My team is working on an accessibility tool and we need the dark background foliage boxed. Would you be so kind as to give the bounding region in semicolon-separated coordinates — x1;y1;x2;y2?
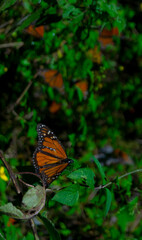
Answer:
0;0;142;239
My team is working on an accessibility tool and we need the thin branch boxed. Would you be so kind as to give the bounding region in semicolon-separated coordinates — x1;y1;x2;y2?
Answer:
0;152;44;239
0;42;24;48
30;219;40;240
0;151;21;194
8;80;32;113
16;172;46;189
14;80;32;107
18;178;35;188
0;232;6;240
95;168;142;190
88;168;142;201
11;109;27;122
0;20;13;29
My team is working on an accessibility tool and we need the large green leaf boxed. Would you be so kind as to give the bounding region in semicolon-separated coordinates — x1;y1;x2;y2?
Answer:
52;184;79;206
68;168;95;188
22;185;45;210
0;203;23;219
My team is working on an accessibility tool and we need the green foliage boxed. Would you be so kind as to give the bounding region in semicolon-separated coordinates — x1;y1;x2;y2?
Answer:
52;184;79;206
104;188;112;217
0;185;45;219
93;156;106;184
22;185;45;210
0;0;17;12
68;168;95;188
0;203;24;219
0;0;142;239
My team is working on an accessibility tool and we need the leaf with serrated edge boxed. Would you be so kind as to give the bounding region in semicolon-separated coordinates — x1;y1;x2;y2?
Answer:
52;184;79;206
0;203;23;218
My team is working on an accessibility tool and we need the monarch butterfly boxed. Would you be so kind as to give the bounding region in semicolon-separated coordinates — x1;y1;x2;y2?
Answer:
75;81;88;96
25;25;44;38
49;101;61;114
99;27;119;47
38;69;64;93
33;124;73;187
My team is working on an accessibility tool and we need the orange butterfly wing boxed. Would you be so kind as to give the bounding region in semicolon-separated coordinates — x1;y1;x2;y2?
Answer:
33;124;73;186
49;101;61;114
25;25;44;38
38;70;64;92
99;27;119;47
75;81;88;98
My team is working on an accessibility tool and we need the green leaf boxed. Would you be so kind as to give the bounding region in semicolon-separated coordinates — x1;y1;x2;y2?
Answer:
52;184;79;206
0;64;5;76
76;88;84;102
0;203;23;218
47;86;54;100
92;156;106;184
0;0;16;12
39;214;61;240
68;168;95;188
0;134;9;143
68;0;77;3
88;94;97;112
22;185;45;210
68;133;76;147
15;8;43;32
57;0;67;7
62;4;81;19
27;121;37;139
104;188;112;217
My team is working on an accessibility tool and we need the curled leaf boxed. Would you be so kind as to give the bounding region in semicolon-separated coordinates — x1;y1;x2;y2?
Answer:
22;185;45;210
0;203;23;219
0;185;46;220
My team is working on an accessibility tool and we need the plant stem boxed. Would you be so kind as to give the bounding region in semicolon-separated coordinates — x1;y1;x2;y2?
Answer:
0;151;21;194
30;219;40;240
0;42;23;48
95;168;142;190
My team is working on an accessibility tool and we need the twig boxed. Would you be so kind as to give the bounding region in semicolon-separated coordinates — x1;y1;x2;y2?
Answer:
30;219;40;240
0;151;21;194
14;80;32;107
0;42;24;48
8;80;32;113
16;171;46;188
0;232;6;240
11;109;27;123
0;152;44;239
0;20;13;29
88;168;142;201
18;178;35;188
95;168;142;190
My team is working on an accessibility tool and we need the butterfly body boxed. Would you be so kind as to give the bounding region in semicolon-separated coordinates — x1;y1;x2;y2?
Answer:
33;124;73;187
